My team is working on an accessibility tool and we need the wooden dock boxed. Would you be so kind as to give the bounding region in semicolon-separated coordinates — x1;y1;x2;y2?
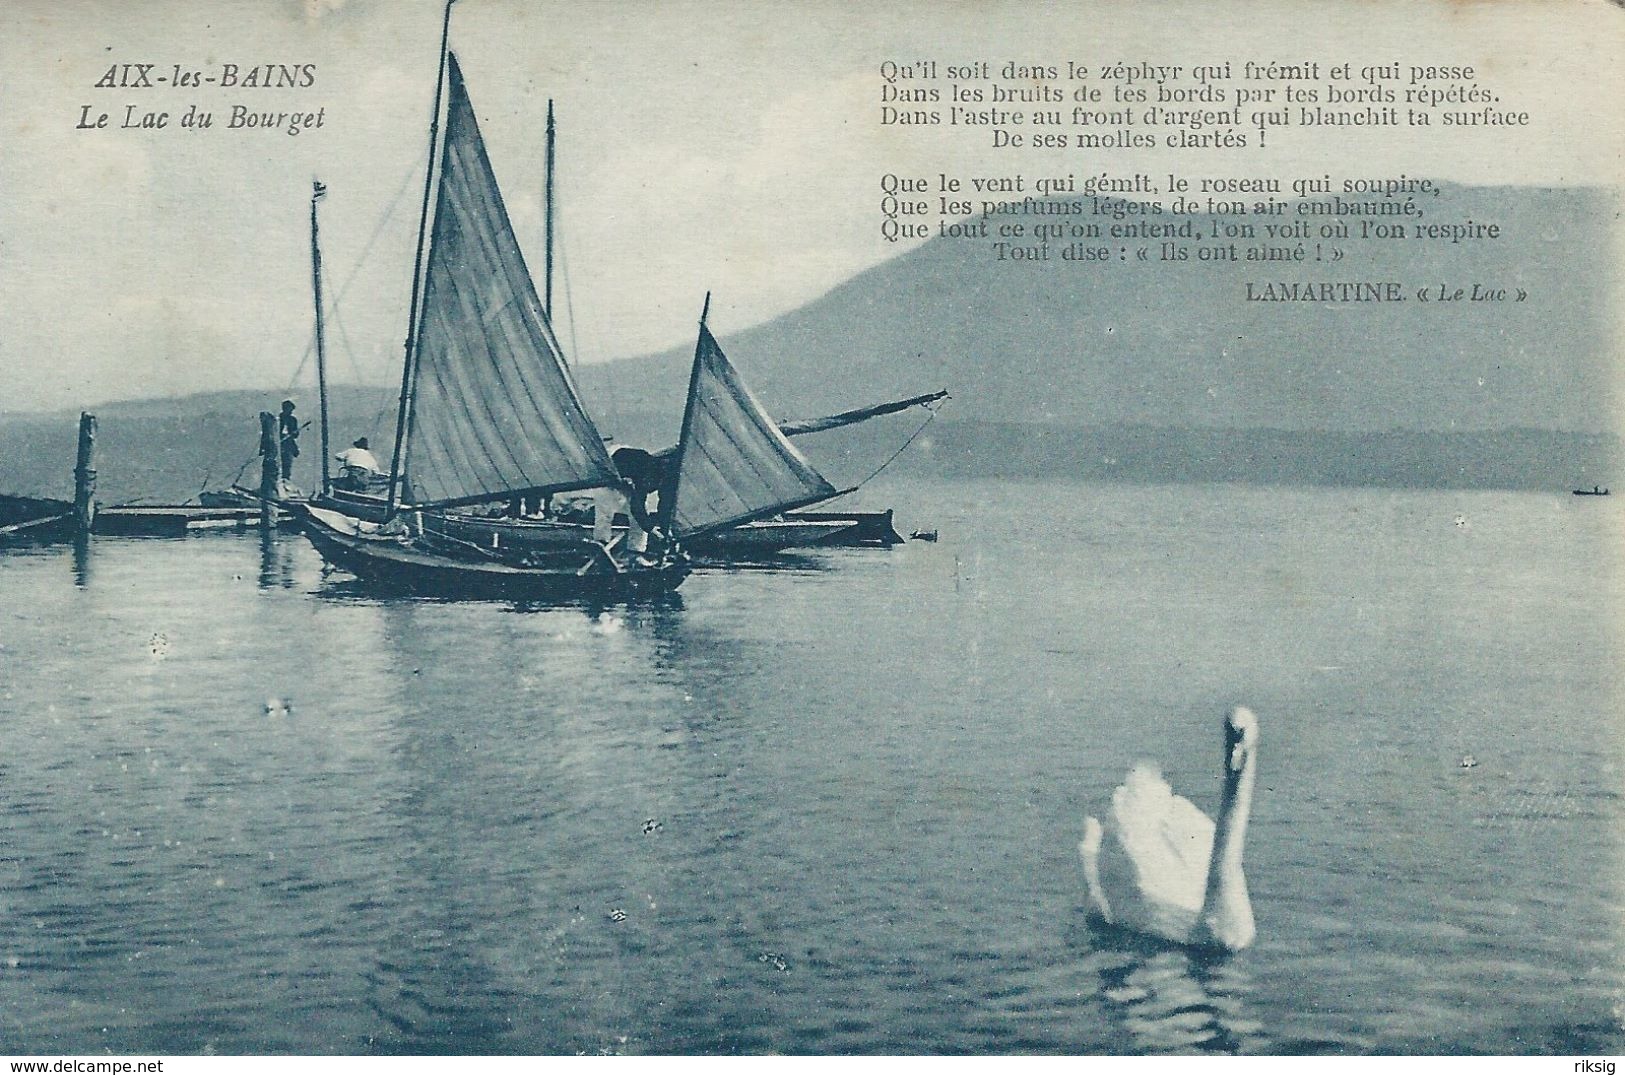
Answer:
0;411;299;542
91;505;294;536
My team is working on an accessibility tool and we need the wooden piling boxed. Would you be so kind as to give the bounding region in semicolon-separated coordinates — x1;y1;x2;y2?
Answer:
73;412;97;537
259;411;278;528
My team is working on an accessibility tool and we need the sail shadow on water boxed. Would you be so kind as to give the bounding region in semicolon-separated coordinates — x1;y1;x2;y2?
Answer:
360;926;529;1053
506;589;686;619
355;605;566;1052
310;565;688;615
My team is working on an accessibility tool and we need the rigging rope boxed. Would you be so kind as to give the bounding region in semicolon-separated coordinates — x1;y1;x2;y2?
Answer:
558;205;580;369
284;155;421;392
555;209;625;436
219;156;424;487
324;304;398;438
822;394;948;503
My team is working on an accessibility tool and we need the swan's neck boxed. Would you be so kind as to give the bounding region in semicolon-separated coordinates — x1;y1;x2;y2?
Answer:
1196;744;1256;949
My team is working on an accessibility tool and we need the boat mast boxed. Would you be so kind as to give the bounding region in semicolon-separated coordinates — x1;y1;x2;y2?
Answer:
544;99;555;319
310;179;332;497
659;292;710;537
386;0;456;518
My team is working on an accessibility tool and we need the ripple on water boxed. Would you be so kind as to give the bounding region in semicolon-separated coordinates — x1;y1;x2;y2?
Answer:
0;490;1620;1053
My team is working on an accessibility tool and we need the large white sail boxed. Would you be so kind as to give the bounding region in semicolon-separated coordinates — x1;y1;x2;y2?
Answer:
402;54;619;509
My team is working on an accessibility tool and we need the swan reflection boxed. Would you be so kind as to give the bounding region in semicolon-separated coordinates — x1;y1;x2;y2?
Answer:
1095;946;1268;1054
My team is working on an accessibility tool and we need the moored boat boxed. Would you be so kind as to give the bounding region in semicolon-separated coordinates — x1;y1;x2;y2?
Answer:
301;18;683;597
660;295;849;552
304;505;683;599
0;494;74;544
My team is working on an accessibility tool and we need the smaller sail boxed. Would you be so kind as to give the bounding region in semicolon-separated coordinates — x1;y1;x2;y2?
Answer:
665;323;837;539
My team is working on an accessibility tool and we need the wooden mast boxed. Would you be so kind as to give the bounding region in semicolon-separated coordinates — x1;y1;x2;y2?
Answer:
310;180;332;497
659;292;710;538
544;99;556;319
385;0;456;519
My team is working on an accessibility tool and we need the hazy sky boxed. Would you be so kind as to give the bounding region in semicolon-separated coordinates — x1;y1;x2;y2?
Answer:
1;0;1621;412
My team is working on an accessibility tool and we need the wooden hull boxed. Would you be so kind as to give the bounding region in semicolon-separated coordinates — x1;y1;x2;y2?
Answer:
273;486;908;556
691;517;857;552
316;488;392;521
422;510;587;551
301;506;686;600
431;507;905;554
706;510;905;550
793;509;906;547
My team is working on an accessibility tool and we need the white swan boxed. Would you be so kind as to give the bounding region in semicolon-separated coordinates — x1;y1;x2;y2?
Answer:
1080;706;1259;952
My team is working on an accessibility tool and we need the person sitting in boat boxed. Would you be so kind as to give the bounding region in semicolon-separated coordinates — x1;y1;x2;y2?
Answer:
334;437;384;491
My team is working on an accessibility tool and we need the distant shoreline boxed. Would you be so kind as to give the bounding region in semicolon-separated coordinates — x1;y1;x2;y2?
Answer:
0;399;1614;502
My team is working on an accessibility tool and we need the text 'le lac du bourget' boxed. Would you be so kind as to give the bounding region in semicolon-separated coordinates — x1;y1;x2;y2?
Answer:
77;62;323;136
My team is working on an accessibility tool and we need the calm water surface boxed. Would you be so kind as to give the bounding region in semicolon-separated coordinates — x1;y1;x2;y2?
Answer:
1;479;1621;1054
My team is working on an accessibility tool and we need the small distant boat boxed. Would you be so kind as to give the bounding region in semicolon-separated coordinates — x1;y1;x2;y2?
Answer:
1572;486;1610;496
197;486;302;526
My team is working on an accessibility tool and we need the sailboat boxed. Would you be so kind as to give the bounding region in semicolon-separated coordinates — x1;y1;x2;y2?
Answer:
660;296;847;548
420;383;946;557
418;311;946;558
300;19;685;598
405;97;944;556
652;385;945;554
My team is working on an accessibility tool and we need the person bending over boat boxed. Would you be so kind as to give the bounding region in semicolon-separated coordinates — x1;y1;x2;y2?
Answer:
593;444;664;565
334;437;383;491
591;481;647;562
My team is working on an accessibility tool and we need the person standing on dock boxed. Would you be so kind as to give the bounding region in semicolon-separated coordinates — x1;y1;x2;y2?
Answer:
277;400;301;482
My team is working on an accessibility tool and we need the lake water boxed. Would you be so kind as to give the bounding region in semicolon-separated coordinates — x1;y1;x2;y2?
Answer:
1;478;1621;1055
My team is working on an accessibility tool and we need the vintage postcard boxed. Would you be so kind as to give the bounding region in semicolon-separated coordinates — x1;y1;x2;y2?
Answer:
0;0;1620;1061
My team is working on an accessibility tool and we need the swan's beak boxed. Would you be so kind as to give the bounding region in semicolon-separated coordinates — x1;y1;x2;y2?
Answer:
1225;706;1259;772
